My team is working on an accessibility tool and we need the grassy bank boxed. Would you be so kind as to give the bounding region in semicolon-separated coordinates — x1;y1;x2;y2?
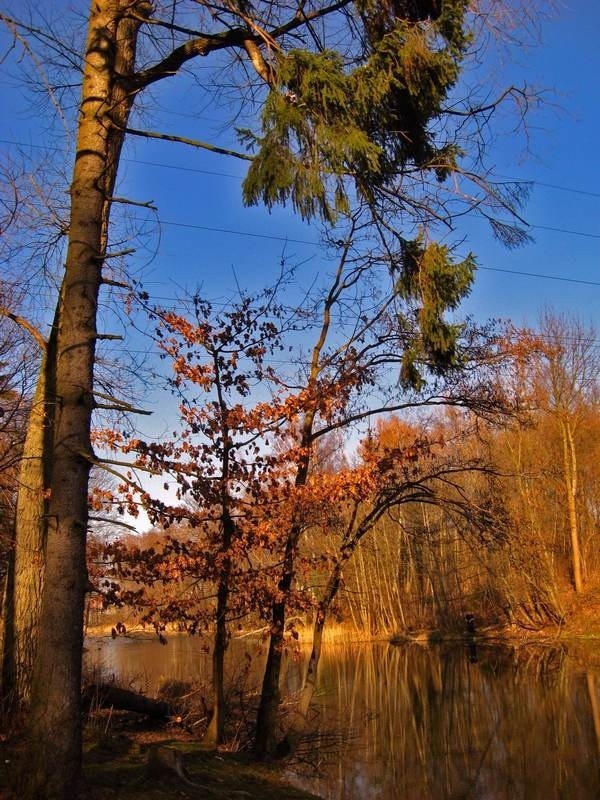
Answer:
84;733;320;800
1;720;320;800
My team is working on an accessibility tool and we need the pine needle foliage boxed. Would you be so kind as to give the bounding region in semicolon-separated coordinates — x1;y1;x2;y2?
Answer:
241;0;471;223
394;237;476;386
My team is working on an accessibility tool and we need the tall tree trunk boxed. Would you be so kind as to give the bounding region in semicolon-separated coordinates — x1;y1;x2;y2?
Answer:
254;442;312;759
254;253;346;759
254;492;306;759
204;514;234;747
254;594;288;758
277;560;343;757
561;418;583;593
204;587;228;747
1;336;55;706
20;3;146;797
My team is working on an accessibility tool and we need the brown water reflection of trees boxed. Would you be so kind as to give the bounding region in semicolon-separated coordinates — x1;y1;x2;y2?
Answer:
90;637;600;798
291;643;600;800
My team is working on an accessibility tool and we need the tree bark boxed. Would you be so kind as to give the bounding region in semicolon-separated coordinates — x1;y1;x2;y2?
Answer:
1;361;48;706
254;594;287;758
20;3;146;797
203;513;234;747
2;315;57;707
254;485;308;758
277;562;343;757
561;418;583;593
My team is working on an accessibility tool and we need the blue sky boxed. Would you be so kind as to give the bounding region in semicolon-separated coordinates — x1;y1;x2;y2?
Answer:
119;3;600;330
2;1;597;529
1;2;599;361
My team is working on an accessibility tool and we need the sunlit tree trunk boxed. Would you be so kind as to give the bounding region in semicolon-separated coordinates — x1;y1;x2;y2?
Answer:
539;311;595;597
254;536;296;758
21;3;146;797
560;417;583;593
1;340;54;706
254;328;328;756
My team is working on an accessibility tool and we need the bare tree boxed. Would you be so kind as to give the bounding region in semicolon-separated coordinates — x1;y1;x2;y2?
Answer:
537;311;599;594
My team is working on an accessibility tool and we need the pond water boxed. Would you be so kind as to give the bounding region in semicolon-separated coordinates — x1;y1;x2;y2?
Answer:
86;636;600;799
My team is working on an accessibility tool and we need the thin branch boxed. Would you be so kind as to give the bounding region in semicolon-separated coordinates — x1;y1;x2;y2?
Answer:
441;85;530;117
122;126;253;161
93;390;151;415
94;402;152;416
89;515;138;532
102;248;136;261
82;451;161;477
269;1;352;40
109;196;158;211
0;305;47;350
101;278;131;289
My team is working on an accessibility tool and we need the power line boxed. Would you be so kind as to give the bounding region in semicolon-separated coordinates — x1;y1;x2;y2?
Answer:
6;136;600;201
476;265;600;288
125;157;242;180
533;223;600;241
3;136;600;206
142;260;600;308
498;174;600;200
146;214;600;248
116;262;600;314
144;217;318;246
3;139;600;256
0;138;245;181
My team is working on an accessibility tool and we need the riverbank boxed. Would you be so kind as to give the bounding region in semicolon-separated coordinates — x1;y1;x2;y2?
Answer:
88;587;600;647
84;728;320;800
1;718;321;800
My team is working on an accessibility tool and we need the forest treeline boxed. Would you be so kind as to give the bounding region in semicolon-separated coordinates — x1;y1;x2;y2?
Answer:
85;307;600;650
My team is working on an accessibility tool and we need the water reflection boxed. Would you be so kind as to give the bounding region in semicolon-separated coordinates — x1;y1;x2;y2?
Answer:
298;643;600;799
86;637;600;799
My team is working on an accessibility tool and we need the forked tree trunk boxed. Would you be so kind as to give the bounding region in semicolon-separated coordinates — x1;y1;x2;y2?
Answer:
278;530;369;756
20;3;146;797
277;561;343;757
254;262;341;759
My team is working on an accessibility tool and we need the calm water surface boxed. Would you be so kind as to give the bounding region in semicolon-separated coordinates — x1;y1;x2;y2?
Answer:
86;636;600;799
